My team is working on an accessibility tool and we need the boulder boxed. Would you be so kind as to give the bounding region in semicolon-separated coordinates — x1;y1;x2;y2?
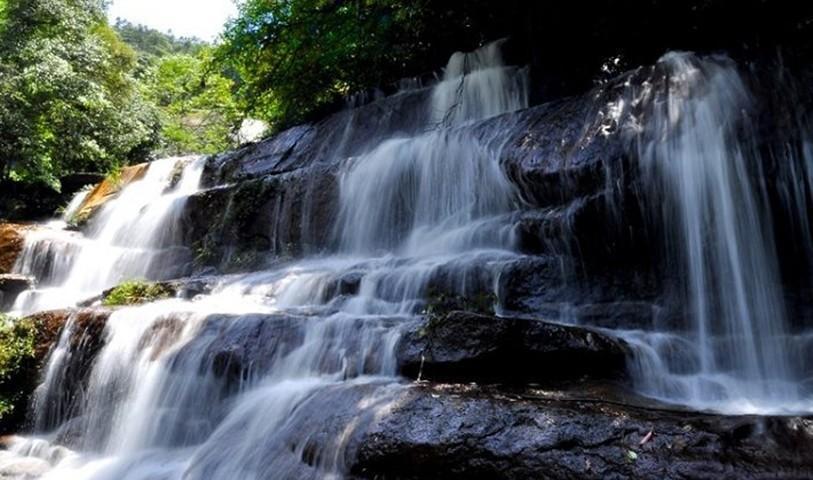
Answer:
352;384;813;480
397;311;629;384
182;166;339;272
0;274;34;310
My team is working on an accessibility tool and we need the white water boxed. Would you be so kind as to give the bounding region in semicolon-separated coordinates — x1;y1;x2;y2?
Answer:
1;42;532;479
614;52;808;413
11;156;205;314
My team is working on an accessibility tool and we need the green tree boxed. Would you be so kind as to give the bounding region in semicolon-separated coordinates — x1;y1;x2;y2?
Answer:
219;0;439;130
0;0;160;188
142;48;240;155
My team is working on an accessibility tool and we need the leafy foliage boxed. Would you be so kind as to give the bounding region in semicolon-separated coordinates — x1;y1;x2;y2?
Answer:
103;279;174;306
114;19;241;156
0;0;161;188
113;19;205;63
141;49;241;155
0;314;36;420
219;0;442;130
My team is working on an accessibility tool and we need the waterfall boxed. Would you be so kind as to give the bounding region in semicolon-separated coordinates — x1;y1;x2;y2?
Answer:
5;39;813;479
10;156;205;314
618;53;804;412
1;41;533;479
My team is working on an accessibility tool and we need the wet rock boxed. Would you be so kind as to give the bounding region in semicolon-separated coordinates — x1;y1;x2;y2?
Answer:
201;87;432;188
351;384;813;480
0;274;33;310
0;223;32;274
169;313;306;387
397;311;629;384
0;308;111;434
182;166;339;272
22;310;72;361
26;308;113;434
497;255;663;328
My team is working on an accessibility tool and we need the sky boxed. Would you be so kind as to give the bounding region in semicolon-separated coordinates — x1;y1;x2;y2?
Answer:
107;0;238;41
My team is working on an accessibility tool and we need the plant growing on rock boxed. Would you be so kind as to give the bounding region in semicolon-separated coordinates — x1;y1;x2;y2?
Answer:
103;280;174;306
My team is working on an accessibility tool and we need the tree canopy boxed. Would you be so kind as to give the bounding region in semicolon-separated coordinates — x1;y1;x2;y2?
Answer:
0;0;160;188
1;0;810;197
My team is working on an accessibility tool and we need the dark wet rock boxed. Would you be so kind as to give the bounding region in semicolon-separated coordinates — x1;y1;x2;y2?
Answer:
397;311;629;384
201;88;433;188
571;302;666;331
169;313;306;387
351;384;813;480
0;274;33;310
497;255;663;327
182;166;339;272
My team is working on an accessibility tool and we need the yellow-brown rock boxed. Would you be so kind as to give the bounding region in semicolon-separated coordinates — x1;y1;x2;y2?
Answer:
0;223;33;274
72;163;149;225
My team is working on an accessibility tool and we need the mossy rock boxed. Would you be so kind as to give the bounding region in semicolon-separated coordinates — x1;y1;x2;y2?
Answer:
102;280;176;307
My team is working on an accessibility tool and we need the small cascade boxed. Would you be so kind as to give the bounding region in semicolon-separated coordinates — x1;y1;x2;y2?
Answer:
337;39;526;259
60;190;90;223
10;156;205;314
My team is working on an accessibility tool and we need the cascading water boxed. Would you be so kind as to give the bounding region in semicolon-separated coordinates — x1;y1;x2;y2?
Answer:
5;39;813;479
614;52;807;412
10;156;205;314
1;42;533;479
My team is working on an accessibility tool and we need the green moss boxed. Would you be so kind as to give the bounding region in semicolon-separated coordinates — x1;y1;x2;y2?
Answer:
0;314;36;420
103;280;174;306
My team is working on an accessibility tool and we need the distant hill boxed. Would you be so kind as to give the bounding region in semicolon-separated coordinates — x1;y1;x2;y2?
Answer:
113;18;206;60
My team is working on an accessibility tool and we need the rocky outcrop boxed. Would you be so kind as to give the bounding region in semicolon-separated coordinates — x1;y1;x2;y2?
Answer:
186;79;637;275
0;310;87;434
351;384;813;480
397;311;629;384
0;223;32;274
